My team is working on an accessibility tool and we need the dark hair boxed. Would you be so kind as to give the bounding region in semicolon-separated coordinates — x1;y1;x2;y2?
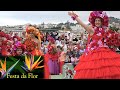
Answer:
35;36;38;39
36;27;39;29
28;24;32;26
57;37;60;40
57;46;63;51
57;45;61;48
72;54;75;58
119;46;120;50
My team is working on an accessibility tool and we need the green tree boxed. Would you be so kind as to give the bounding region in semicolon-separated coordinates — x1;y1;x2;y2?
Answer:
109;26;119;32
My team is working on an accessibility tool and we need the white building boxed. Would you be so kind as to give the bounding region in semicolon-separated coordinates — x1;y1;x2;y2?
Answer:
40;23;57;29
1;25;24;37
70;24;86;34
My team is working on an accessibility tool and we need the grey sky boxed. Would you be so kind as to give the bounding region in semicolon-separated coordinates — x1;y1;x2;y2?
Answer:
0;11;119;26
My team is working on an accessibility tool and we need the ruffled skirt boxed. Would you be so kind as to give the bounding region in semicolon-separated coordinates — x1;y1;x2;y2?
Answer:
74;47;120;79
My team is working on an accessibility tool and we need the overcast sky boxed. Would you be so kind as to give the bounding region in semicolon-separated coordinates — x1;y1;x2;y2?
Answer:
0;11;120;26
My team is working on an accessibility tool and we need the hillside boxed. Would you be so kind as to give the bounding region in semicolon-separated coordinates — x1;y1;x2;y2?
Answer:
109;17;120;24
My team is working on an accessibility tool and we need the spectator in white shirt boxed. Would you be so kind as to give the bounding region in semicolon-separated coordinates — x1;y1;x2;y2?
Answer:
71;54;78;67
55;37;62;47
62;41;67;53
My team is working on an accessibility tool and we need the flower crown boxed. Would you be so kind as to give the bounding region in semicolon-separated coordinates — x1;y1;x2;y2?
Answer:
0;31;12;40
48;45;57;55
13;36;22;41
0;31;6;37
89;11;109;27
47;36;55;44
26;26;40;37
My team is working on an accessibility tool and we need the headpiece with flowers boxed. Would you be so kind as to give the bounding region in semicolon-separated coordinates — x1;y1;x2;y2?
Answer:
26;26;40;37
13;35;22;41
47;40;57;55
24;38;38;53
47;36;55;44
47;36;56;54
13;41;26;52
1;40;13;56
0;31;6;37
0;31;12;41
26;26;43;44
89;11;109;27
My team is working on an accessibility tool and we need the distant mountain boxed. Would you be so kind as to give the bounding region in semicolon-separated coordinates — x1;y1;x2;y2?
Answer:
109;17;120;24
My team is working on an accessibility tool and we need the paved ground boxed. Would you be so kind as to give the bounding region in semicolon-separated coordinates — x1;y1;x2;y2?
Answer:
50;75;63;79
50;63;74;79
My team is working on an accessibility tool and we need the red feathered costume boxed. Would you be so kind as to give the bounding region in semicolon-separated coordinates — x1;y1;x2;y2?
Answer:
24;26;44;56
44;36;60;79
73;11;120;79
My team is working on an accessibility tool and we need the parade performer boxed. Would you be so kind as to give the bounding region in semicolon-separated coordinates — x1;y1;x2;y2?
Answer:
58;47;66;74
68;11;120;79
13;41;26;56
13;33;22;44
0;31;13;56
44;36;60;79
24;25;44;56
